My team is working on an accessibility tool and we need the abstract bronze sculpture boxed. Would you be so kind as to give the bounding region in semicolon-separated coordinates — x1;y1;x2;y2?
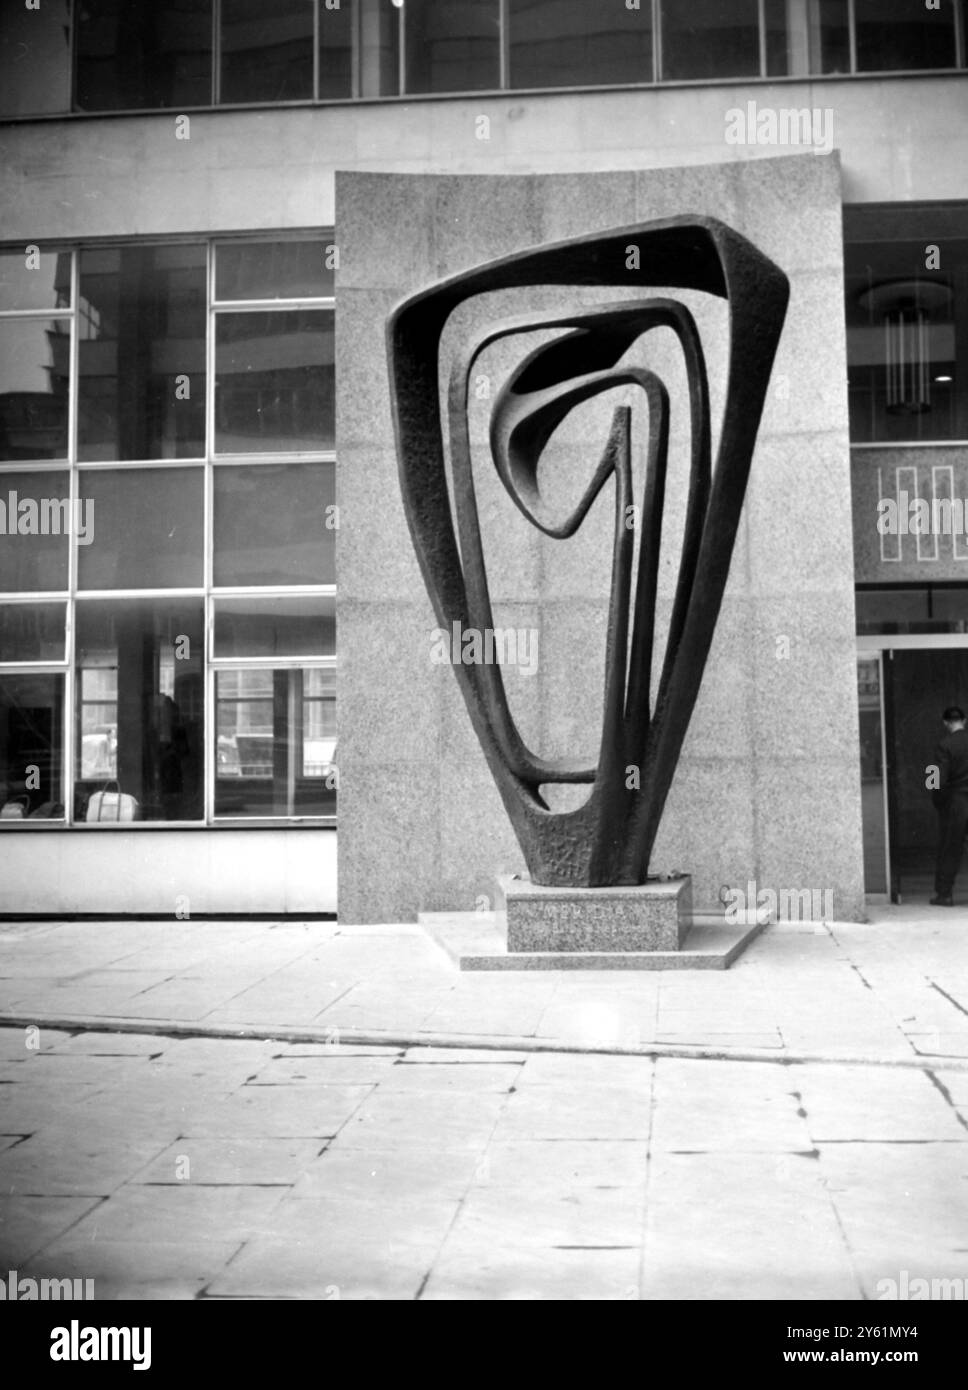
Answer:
387;217;789;889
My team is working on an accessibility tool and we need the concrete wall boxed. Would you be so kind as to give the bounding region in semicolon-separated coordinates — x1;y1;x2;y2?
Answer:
336;153;867;923
1;76;967;244
0;829;337;916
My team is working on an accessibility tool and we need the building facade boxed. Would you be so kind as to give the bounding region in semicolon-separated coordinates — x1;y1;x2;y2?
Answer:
0;1;966;917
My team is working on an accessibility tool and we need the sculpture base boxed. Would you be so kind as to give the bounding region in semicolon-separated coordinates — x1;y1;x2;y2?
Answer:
499;874;691;954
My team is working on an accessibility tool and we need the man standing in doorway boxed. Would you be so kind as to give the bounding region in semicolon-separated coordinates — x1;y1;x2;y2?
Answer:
931;705;968;906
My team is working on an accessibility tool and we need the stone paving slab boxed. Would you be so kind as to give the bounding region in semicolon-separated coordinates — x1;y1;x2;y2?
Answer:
0;908;967;1298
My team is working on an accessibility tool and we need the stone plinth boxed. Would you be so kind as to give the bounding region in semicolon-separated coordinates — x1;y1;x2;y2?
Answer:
500;875;692;954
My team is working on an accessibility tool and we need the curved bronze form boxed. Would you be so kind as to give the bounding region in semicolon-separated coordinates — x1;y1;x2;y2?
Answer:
386;217;789;887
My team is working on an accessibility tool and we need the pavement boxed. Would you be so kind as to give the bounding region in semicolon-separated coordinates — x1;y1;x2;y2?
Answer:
1;904;967;1300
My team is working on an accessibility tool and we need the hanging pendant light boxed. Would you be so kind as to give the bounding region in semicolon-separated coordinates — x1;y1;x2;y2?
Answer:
859;279;953;416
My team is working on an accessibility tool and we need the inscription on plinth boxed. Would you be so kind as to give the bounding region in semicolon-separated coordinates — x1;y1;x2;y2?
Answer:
500;875;692;954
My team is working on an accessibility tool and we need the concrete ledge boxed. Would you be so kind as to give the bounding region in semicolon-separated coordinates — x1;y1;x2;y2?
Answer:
421;909;767;971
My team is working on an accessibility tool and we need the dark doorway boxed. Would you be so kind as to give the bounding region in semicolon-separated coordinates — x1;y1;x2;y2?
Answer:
885;648;968;901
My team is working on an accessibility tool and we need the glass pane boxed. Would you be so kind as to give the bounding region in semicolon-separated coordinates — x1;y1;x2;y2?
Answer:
845;222;966;444
510;0;653;89
78;243;207;461
214;463;335;585
855;0;957;72
220;0;314;103
0;673;64;820
215;241;334;300
0;249;72;312
74;599;204;822
764;0;849;76
358;0;401;96
661;0;760;80
215;668;336;816
212;594;336;658
77;469;204;589
407;0;500;93
0;473;71;592
215;310;334;453
74;0;214;113
0;319;70;461
213;595;336;658
319;0;354;97
0;4;71;116
0;603;66;662
856;588;968;635
857;656;887;893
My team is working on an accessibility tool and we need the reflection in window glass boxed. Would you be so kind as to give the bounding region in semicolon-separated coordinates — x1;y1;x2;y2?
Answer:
0;319;70;461
358;0;401;96
220;0;314;103
77;469;205;590
0;3;72;116
74;0;213;113
215;241;334;301
856;588;968;635
855;0;957;72
74;599;204;821
78;244;207;461
215;310;335;453
213;595;336;658
0;673;64;819
0;472;71;593
509;0;652;89
406;0;500;93
661;0;760;80
764;0;850;77
0;603;66;663
319;0;354;97
845;222;966;444
0;250;72;313
214;463;335;586
215;668;336;816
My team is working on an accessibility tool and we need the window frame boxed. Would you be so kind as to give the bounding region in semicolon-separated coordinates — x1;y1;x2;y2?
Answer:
4;0;965;122
0;232;337;829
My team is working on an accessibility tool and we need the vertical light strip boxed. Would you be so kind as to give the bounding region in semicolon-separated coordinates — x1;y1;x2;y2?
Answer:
956;0;967;68
758;0;768;77
313;0;321;99
287;672;298;814
352;0;362;98
398;0;406;95
847;0;858;73
654;0;663;82
499;0;510;90
213;0;221;105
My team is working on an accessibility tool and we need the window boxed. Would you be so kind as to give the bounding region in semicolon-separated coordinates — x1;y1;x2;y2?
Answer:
845;204;968;444
74;598;205;822
0;672;65;820
405;0;500;93
857;587;968;635
854;0;958;73
74;0;214;113
509;0;652;89
3;0;965;116
0;236;336;826
660;0;760;80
